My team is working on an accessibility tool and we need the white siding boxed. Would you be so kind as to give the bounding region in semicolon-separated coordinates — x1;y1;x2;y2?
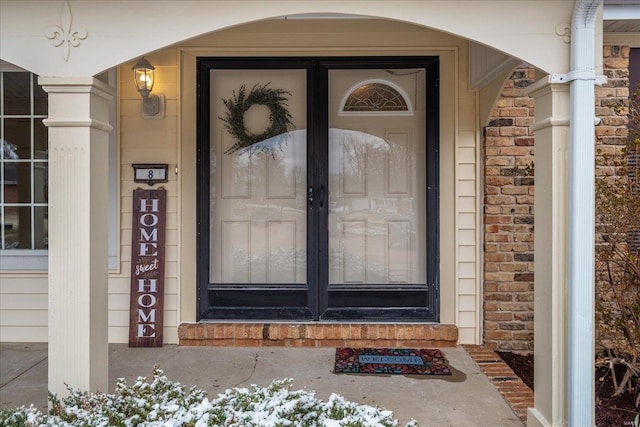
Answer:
0;275;47;341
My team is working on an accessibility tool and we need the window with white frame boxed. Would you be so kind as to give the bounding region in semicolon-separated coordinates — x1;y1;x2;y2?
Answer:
0;66;119;271
0;71;48;252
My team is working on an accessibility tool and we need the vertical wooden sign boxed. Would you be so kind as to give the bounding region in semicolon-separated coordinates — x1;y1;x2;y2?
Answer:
129;187;167;347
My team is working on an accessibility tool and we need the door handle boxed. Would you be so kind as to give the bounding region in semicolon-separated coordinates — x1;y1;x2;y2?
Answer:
308;186;326;208
319;185;325;208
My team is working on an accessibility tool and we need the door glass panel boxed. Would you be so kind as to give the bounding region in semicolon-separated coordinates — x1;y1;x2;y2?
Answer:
328;69;427;285
209;69;307;284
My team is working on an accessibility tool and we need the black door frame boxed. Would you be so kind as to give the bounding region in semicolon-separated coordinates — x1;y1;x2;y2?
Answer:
196;56;439;322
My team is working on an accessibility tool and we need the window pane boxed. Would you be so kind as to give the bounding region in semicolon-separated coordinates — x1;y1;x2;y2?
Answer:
3;73;31;115
3;162;31;203
328;69;427;285
2;162;16;203
4;118;31;158
33;79;47;116
4;206;31;249
2;139;18;161
34;162;47;204
0;71;49;256
33;206;48;249
34;119;48;158
210;69;307;284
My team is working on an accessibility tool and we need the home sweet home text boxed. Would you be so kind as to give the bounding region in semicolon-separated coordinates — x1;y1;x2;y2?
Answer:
129;188;167;347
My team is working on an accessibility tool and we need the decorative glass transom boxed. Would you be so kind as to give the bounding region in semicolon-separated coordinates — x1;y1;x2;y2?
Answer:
340;79;413;115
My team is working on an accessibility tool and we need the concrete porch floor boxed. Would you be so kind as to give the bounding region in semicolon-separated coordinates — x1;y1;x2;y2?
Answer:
0;344;524;426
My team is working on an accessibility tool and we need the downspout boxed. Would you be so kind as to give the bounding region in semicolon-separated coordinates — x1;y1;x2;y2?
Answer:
561;0;602;425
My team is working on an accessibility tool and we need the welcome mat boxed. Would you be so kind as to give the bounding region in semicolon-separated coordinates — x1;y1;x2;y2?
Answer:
334;348;452;375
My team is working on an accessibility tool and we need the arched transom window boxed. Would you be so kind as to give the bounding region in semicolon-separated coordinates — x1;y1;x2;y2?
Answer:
339;79;413;116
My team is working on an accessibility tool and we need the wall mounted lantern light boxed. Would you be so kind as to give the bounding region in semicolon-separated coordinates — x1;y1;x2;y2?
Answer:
133;56;165;119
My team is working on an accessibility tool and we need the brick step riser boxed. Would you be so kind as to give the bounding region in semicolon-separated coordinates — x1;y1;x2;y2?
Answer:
178;323;458;348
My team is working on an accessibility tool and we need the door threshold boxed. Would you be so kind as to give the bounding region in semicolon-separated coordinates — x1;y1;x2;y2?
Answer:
178;322;458;347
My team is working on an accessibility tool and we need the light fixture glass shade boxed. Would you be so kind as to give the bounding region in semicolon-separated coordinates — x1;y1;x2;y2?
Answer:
133;56;155;97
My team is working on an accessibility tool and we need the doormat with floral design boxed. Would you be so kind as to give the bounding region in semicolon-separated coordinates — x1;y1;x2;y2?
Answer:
334;348;452;375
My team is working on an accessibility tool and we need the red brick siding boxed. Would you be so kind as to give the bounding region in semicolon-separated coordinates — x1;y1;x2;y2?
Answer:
483;66;536;351
482;47;632;352
596;45;630;177
178;323;458;347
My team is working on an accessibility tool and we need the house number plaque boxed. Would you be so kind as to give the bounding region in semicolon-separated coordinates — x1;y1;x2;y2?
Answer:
132;164;169;186
128;187;167;347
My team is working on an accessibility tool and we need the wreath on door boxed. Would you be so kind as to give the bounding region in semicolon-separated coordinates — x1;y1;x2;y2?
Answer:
220;83;295;155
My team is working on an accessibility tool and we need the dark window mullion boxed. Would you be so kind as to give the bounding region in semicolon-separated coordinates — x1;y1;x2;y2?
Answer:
0;72;3;249
425;59;440;316
196;59;212;320
312;62;329;318
30;74;35;249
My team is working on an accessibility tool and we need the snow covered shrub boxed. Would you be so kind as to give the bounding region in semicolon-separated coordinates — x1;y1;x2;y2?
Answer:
0;366;418;427
0;406;41;427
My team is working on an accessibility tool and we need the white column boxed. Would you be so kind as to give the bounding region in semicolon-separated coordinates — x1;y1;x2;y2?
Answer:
39;76;114;396
526;80;570;427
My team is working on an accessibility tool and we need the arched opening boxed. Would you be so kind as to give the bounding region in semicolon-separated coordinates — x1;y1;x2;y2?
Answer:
161;17;472;331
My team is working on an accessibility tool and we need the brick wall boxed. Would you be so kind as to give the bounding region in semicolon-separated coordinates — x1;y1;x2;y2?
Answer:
596;45;630;177
482;48;632;352
483;66;536;351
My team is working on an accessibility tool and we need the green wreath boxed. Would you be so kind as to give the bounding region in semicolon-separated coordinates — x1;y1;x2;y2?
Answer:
220;83;295;155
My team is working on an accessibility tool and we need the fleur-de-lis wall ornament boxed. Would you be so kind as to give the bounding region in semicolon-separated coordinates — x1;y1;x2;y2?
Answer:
45;0;88;61
556;23;571;44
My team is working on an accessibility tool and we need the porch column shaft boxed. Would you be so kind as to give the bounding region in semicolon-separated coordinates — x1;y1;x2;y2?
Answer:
527;81;570;427
40;76;114;396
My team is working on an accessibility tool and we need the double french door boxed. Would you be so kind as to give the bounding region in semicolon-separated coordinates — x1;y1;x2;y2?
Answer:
197;57;439;321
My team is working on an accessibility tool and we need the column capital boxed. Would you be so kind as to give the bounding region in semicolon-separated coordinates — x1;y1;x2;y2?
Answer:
526;76;570;99
38;76;114;132
527;77;571;133
38;76;114;101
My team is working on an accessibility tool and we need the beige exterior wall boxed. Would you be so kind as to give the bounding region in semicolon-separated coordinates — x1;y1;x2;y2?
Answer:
0;274;48;341
109;62;180;344
1;19;483;345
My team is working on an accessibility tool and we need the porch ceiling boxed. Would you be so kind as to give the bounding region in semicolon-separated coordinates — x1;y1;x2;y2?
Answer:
604;0;640;31
603;20;640;32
